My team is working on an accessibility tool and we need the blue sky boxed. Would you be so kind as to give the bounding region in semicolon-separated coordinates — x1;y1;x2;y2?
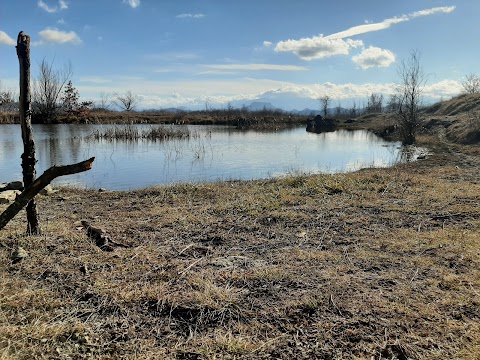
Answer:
0;0;477;110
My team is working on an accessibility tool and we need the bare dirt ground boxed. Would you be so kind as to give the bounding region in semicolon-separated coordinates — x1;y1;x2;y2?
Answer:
1;124;479;359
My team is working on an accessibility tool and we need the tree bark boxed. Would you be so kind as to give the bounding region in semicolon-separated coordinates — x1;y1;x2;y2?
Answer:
16;31;40;234
0;157;95;231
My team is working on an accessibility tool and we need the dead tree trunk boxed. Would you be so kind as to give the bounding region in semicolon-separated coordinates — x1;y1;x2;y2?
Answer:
0;157;95;231
16;31;40;234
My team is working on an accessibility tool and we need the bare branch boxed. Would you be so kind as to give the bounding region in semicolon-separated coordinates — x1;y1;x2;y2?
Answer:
0;157;95;231
462;73;480;94
395;50;427;145
113;90;140;111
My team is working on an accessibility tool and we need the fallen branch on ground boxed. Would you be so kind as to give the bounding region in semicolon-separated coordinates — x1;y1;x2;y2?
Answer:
0;157;95;231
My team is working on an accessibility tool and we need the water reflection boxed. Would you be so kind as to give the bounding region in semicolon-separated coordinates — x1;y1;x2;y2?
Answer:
0;124;403;190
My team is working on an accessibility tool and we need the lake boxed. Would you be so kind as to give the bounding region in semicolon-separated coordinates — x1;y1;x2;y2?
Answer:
0;124;403;190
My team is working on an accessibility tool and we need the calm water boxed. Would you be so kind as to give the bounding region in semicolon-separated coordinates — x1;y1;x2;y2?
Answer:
0;124;402;190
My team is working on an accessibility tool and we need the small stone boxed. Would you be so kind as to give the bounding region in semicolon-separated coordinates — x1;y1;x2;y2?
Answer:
98;188;107;192
296;230;307;238
11;246;28;263
80;264;89;275
0;190;21;204
0;181;23;192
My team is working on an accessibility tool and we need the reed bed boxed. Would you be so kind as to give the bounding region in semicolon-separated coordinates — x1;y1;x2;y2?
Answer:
89;124;195;141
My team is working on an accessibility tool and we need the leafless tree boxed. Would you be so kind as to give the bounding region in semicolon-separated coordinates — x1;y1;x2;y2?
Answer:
97;92;111;110
113;90;140;111
33;58;72;123
226;102;234;122
396;50;427;145
334;101;343;117
386;94;401;113
319;95;331;118
349;100;357;118
462;73;480;94
366;93;384;113
0;81;17;112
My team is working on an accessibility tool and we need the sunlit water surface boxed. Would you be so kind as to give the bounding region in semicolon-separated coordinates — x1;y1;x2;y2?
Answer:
0;124;403;190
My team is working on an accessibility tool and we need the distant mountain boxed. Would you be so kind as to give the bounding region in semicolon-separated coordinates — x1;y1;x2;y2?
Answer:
290;108;320;116
244;102;282;112
162;106;188;113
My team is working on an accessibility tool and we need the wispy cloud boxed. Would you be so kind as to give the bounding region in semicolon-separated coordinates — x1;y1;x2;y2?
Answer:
0;31;16;46
202;64;308;71
123;0;140;9
146;52;200;61
176;13;205;19
325;6;455;40
37;0;68;13
37;28;81;45
80;77;112;84
410;6;456;18
273;6;456;62
352;46;396;69
59;0;68;10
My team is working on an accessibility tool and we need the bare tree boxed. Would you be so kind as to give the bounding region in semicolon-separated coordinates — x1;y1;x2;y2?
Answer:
386;94;401;113
0;81;17;112
226;102;234;122
334;101;343;117
33;58;72;123
349;100;357;118
113;90;140;111
396;50;427;145
97;92;111;110
366;93;384;113
462;73;480;94
319;95;331;118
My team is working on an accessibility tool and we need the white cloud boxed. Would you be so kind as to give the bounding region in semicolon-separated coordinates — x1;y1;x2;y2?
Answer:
0;31;16;46
59;0;68;10
263;41;273;47
38;28;81;44
202;64;308;71
37;0;68;13
352;46;396;69
274;6;456;61
176;13;205;19
275;36;363;61
326;18;408;40
410;6;456;18
76;76;462;110
123;0;140;9
424;79;462;98
38;0;56;13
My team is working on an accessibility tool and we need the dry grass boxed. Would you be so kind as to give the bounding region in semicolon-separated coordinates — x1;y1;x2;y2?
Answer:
0;133;479;359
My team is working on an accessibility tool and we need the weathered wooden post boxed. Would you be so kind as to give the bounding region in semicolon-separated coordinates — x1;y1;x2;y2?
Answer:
16;31;40;234
0;31;95;233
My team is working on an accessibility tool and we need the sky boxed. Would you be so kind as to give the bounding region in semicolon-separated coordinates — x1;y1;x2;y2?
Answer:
0;0;478;110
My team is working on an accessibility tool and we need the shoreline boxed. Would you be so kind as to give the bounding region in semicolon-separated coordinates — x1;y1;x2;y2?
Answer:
1;130;479;358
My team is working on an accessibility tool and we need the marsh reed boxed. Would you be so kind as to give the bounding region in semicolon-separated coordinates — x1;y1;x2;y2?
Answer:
89;124;195;141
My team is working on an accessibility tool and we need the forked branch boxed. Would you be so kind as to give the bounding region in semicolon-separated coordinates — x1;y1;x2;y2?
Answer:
0;157;95;231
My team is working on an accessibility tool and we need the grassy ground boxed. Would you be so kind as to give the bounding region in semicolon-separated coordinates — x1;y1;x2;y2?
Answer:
0;129;479;359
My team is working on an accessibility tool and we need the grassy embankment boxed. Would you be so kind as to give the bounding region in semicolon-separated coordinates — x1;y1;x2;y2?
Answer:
0;96;479;359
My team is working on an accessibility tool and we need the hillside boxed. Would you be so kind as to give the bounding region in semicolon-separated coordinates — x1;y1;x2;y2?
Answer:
424;93;480;116
422;94;480;144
